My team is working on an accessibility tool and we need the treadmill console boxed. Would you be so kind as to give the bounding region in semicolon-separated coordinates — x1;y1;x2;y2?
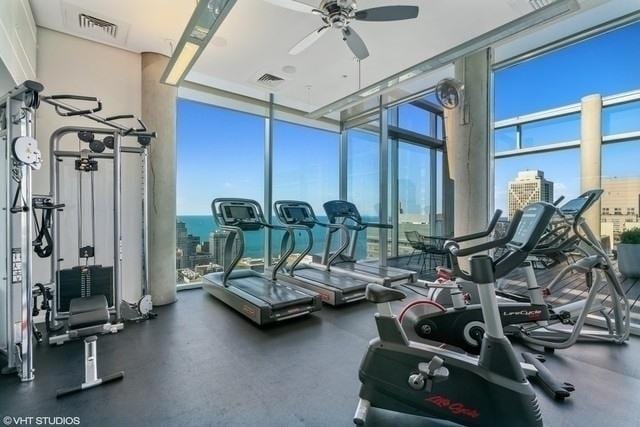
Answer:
214;199;264;230
274;201;316;228
506;202;557;252
323;200;362;224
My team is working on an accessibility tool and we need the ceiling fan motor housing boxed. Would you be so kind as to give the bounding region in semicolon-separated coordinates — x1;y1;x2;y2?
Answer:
321;0;355;28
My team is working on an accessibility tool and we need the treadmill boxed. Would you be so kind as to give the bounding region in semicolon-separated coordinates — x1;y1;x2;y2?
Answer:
272;201;370;305
201;198;321;325
311;200;416;287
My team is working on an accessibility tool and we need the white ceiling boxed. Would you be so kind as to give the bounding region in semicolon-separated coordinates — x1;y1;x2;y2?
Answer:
188;0;542;111
29;0;192;56
29;0;637;114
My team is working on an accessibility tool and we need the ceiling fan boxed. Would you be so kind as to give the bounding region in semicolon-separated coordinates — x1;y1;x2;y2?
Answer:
264;0;419;60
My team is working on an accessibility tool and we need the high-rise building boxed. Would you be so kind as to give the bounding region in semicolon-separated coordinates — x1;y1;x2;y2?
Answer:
209;230;240;266
508;170;554;218
600;177;640;243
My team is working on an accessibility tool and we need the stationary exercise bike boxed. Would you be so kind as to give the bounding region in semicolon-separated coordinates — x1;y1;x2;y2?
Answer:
354;202;556;426
400;190;630;354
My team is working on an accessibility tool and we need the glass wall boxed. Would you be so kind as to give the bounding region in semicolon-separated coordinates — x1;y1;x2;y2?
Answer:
176;99;265;285
347;125;380;259
388;93;446;257
494;20;640;250
272;120;340;260
397;141;432;255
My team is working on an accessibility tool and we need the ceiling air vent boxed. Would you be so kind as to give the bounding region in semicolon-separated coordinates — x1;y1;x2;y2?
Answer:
78;13;118;38
61;1;130;46
258;73;284;83
253;72;289;90
529;0;553;10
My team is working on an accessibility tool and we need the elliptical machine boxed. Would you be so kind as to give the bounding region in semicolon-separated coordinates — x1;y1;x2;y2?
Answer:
400;190;630;354
354;202;556;426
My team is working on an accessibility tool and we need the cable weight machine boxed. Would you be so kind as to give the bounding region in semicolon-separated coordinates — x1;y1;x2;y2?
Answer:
37;95;158;345
1;81;44;381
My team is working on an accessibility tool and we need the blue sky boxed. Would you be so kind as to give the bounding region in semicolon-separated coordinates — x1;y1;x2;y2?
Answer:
178;21;640;219
494;21;640;212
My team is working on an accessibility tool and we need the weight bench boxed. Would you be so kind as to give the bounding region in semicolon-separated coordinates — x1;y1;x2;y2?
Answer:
56;295;124;398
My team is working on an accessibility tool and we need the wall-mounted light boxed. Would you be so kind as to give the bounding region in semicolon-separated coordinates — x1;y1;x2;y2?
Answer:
161;0;237;86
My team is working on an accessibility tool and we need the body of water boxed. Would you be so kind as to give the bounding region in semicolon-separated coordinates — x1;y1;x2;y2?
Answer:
177;215;369;259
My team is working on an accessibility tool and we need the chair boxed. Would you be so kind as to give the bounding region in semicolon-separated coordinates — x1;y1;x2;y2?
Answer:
405;231;427;268
422;237;449;271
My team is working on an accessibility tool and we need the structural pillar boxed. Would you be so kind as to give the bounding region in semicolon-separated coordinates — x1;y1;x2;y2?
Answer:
580;94;602;236
444;49;491;244
141;52;177;305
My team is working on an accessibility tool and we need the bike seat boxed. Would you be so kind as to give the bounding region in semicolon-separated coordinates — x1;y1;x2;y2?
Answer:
365;284;406;303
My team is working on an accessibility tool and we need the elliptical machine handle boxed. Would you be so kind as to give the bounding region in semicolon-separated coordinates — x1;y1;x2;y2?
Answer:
449;210;503;244
450;210;523;257
447;210;524;282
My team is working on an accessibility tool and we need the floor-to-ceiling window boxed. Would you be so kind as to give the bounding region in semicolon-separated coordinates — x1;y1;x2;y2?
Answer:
397;142;432;255
272;120;340;261
389;93;446;257
176;99;265;285
493;20;640;246
347;124;380;259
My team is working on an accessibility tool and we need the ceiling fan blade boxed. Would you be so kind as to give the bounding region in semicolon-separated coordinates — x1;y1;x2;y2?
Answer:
355;6;419;22
263;0;318;14
289;26;330;55
342;27;369;60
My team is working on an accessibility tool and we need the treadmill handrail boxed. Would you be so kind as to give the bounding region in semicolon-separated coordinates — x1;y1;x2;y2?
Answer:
219;225;245;286
263;222;297;281
318;222;351;268
281;225;314;276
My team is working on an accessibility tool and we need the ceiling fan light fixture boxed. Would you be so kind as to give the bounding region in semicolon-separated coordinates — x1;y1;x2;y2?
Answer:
161;0;237;86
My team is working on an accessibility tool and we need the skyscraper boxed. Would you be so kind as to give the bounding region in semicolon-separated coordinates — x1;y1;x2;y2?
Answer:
209;230;240;266
508;170;554;218
601;177;640;243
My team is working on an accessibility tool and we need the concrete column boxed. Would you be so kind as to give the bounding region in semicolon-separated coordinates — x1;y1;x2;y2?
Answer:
444;49;491;242
580;94;602;236
141;53;177;305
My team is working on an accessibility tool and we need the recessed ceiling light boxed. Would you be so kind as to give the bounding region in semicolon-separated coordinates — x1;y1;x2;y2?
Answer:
282;65;297;74
211;36;227;47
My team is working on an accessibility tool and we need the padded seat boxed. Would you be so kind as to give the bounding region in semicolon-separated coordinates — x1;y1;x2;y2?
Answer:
365;284;406;303
68;295;109;330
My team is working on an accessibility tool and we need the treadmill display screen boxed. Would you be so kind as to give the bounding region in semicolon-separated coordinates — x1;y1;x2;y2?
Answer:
285;207;310;222
227;206;255;220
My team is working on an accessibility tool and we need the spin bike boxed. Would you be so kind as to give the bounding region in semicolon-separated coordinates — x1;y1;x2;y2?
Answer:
354;202;556;426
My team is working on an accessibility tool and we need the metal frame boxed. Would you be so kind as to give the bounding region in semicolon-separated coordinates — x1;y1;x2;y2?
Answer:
264;93;274;265
1;84;37;382
494;89;640;159
378;98;389;266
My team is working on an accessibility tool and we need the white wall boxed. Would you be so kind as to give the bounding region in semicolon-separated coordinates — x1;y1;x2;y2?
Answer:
0;0;36;83
0;59;15;93
35;28;144;303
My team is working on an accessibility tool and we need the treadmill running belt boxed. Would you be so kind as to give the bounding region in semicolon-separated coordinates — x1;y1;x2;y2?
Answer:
229;276;312;310
295;268;366;293
337;262;407;279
